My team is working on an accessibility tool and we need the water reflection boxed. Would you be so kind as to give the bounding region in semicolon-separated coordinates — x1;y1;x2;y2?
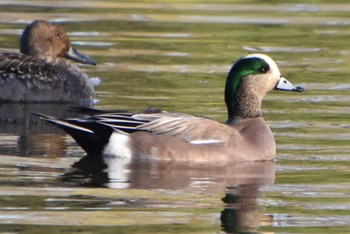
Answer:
66;156;275;189
64;156;275;232
0;103;92;157
221;185;269;233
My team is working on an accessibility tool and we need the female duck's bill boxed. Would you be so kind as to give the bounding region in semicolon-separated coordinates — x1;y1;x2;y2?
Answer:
65;47;96;66
35;53;304;163
0;20;97;102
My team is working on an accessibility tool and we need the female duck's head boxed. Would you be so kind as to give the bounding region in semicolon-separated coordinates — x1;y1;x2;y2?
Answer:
20;20;96;65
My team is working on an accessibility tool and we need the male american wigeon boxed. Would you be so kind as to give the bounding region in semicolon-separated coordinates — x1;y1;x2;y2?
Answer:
37;54;303;162
0;20;97;102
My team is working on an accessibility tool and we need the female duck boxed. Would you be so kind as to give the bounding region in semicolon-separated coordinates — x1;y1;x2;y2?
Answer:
37;54;303;162
0;20;96;102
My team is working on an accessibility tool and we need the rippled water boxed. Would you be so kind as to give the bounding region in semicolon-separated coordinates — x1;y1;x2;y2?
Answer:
1;1;350;233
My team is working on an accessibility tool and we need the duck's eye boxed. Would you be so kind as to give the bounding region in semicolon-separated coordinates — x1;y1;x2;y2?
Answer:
259;65;269;73
54;32;60;38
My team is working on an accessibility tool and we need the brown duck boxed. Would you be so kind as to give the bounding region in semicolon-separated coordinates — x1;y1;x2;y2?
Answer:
0;20;96;102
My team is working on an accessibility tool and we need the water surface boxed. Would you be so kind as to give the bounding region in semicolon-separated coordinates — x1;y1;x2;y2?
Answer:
0;1;350;233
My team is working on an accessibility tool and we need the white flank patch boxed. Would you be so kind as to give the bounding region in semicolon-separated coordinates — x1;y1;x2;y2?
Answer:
89;77;101;86
190;139;220;144
103;132;132;158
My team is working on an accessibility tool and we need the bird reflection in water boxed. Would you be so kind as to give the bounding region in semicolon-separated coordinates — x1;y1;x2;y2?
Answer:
221;183;272;233
0;103;93;157
64;155;275;233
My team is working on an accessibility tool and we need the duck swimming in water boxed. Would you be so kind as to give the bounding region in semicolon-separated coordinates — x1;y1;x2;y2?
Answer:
36;54;304;162
0;20;97;102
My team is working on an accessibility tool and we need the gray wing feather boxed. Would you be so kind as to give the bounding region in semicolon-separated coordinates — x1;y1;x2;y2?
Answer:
135;113;233;143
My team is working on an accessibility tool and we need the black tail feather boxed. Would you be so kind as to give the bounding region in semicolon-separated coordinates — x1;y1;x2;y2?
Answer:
34;113;113;155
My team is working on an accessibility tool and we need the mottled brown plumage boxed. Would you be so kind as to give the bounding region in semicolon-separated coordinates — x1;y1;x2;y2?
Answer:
0;20;96;102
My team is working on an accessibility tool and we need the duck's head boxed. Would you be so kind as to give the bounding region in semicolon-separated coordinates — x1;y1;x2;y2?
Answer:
20;20;96;65
225;53;303;121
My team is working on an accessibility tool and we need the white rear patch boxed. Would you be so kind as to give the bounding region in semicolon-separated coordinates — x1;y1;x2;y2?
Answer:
190;139;220;144
103;132;132;158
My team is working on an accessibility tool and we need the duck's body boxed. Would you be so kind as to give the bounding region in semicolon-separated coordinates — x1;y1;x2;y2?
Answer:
37;54;303;162
124;115;275;161
0;20;96;102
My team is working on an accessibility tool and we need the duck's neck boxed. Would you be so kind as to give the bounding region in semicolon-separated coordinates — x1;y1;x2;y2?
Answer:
225;77;262;123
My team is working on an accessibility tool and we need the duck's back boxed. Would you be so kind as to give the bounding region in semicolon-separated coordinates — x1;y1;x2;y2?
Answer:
0;52;95;102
